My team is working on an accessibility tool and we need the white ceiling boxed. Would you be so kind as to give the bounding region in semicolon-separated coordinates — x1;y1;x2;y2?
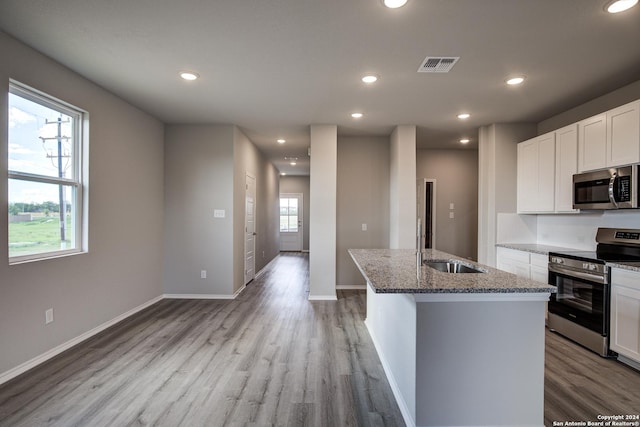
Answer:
1;0;639;175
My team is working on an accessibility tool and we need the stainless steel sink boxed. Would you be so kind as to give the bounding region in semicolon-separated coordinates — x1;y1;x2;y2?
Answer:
423;260;485;274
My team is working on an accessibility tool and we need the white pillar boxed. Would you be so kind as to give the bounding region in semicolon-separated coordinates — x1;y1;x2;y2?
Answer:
309;125;338;300
390;125;417;249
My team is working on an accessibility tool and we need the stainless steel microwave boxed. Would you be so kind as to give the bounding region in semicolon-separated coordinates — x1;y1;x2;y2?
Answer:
573;164;639;210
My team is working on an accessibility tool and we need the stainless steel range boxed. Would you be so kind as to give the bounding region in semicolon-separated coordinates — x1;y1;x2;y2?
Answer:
548;228;640;357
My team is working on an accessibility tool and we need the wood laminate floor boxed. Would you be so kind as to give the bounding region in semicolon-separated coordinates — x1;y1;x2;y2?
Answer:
0;254;404;427
1;253;639;426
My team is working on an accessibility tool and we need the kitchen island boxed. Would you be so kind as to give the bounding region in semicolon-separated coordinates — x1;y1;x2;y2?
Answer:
349;248;555;427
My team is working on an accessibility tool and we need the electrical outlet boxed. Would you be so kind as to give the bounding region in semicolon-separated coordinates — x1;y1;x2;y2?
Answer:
362;223;368;231
449;212;455;219
45;308;54;324
201;270;207;279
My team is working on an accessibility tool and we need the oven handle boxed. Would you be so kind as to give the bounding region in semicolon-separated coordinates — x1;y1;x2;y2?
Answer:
608;172;619;208
548;264;607;285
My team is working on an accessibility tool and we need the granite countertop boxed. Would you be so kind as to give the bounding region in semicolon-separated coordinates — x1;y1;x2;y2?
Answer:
606;261;640;272
496;243;583;255
348;248;556;294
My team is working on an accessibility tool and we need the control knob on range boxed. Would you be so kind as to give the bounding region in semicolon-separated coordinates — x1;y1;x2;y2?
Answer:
582;263;598;271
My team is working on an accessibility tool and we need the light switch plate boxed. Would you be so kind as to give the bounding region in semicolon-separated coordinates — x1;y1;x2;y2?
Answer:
362;223;367;231
449;212;455;219
214;209;225;218
449;203;455;210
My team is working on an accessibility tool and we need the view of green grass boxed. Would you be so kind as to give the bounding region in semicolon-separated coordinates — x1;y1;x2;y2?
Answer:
9;216;72;256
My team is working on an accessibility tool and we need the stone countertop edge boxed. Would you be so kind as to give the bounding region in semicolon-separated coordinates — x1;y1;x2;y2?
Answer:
607;261;640;272
496;243;584;255
348;248;556;294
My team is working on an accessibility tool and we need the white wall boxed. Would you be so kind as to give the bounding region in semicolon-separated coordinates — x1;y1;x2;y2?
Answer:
279;176;310;251
416;149;478;260
337;136;390;287
0;31;165;376
309;125;337;300
389;125;417;250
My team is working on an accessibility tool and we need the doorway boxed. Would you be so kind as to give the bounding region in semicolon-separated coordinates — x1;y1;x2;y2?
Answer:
280;193;303;251
419;179;436;249
244;174;256;285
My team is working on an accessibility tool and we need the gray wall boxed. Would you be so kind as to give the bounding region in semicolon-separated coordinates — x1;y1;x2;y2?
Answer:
0;31;165;375
337;136;390;287
416;149;479;260
279;176;310;251
233;127;280;287
538;79;640;134
164;125;235;295
164;125;280;295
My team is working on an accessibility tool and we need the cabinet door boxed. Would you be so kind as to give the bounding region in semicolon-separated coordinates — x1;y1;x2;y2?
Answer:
611;284;640;362
517;139;539;213
578;114;606;172
555;124;578;213
607;100;640;167
537;133;556;212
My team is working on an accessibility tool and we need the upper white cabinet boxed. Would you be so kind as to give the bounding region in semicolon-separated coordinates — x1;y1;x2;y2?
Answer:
554;124;579;213
578;100;640;172
608;100;640;167
517;132;555;213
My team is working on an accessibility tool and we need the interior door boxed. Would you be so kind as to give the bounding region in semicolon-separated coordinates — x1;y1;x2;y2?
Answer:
280;193;303;251
244;174;256;285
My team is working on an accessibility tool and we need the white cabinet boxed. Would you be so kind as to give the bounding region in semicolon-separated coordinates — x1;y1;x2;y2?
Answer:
578;100;640;172
496;247;549;283
530;253;550;283
610;268;640;364
517;132;555;214
578;113;606;172
608;101;640;167
554;124;579;213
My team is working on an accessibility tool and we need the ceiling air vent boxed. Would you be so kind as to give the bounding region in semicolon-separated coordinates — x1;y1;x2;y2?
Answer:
418;56;460;73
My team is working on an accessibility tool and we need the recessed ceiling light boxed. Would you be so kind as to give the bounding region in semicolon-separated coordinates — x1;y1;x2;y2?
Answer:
290;161;297;166
457;113;470;119
362;75;378;84
605;0;638;13
277;139;286;144
351;112;364;118
384;0;408;8
281;172;287;176
460;138;470;144
506;76;526;86
179;71;199;81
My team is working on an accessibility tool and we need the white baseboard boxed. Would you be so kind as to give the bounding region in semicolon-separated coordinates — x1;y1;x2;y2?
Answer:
365;319;416;427
0;295;164;386
336;285;366;290
617;354;640;372
164;292;238;300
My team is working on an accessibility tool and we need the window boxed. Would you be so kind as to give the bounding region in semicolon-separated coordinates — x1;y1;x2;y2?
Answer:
8;81;87;262
279;197;298;232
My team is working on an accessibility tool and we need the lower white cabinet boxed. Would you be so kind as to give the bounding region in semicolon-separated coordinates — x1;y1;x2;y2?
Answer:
496;247;549;283
610;268;640;364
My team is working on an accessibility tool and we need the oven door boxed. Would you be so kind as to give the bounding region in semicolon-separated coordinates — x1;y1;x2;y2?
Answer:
548;266;608;335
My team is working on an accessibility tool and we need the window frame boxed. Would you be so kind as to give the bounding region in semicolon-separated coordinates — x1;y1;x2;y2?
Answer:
8;80;87;264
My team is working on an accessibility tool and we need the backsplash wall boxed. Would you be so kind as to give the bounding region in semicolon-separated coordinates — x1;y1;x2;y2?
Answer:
536;211;640;250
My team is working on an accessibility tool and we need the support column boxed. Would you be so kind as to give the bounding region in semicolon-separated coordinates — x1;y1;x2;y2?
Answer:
309;125;338;300
390;125;417;249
